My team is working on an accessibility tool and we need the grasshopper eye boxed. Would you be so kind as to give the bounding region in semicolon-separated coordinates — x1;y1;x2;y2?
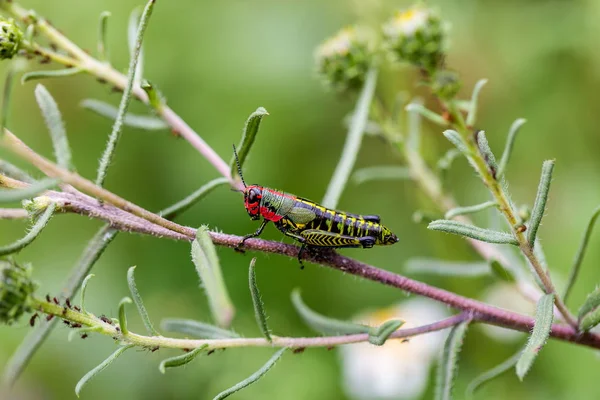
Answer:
248;188;261;204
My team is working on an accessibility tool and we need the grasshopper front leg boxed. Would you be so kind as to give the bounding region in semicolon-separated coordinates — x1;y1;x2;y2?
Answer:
236;219;269;252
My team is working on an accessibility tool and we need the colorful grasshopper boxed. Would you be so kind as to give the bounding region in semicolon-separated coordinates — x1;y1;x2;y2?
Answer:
234;146;398;266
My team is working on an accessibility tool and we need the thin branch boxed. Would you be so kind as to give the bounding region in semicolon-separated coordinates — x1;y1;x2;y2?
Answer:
0;208;28;219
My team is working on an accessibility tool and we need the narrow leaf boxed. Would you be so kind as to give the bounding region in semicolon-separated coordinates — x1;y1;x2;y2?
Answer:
75;345;134;397
466;79;488;127
489;259;516;283
407;97;422;150
191;226;234;327
437;149;461;171
127;7;144;87
527;160;554;246
249;258;271;342
466;347;523;399
212;348;287;400
352;166;412;185
428;220;518;245
21;68;83;84
1;67;16;137
405;102;449;127
291;289;370;335
230;107;269;179
443;130;470;156
160;319;240;339
405;258;491;277
95;0;156;187
118;297;132;335
445;201;498;219
97;11;111;62
35;84;73;170
80;274;95;314
0;178;58;203
159;177;228;220
127;266;158;336
563;205;600;302
159;345;208;374
81;99;167;130
435;320;470;400
578;287;600;331
322;68;378;209
2;226;117;387
0;160;35;183
498;118;527;177
0;202;56;256
516;293;554;380
475;130;498;177
368;319;404;346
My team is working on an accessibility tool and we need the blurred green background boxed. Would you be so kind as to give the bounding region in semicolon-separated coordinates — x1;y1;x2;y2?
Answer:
1;0;600;399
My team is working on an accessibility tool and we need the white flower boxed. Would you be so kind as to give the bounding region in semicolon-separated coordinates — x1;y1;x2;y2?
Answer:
383;7;431;39
315;27;356;61
339;298;450;400
480;283;535;343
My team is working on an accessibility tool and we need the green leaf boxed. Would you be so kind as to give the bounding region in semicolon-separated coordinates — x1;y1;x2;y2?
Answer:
159;345;208;374
497;118;527;178
159;177;228;220
466;79;488;127
81;99;168;130
435;320;470;400
322;68;378;209
0;159;34;183
0;178;58;203
21;68;83;84
527;160;554;247
80;274;95;315
95;0;156;187
2;226;117;387
212;348;287;400
97;11;111;62
352;166;412;185
368;319;404;346
489;259;516;283
75;345;134;397
249;258;271;342
118;297;132;335
127;266;158;336
516;293;554;380
0;202;56;256
466;347;523;399
191;226;234;328
230;107;269;179
141;80;164;110
475;131;498;177
405;258;491;277
563;205;600;302
444;201;498;219
405;102;449;127
443;130;470;156
34;84;73;170
578;287;600;331
127;6;144;87
1;66;16;137
291;289;370;335
160;319;240;339
428;220;518;245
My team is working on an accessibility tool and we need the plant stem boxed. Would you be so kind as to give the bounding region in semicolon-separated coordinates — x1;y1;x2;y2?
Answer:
0;130;194;238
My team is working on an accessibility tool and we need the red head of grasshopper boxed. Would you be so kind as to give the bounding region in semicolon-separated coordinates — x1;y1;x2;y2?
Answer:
233;145;265;221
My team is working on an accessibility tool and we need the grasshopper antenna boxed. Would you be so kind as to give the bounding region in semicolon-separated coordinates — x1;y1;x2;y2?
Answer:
232;144;247;188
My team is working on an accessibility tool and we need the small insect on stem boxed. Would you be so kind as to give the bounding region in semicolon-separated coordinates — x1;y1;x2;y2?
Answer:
29;313;39;327
232;145;399;268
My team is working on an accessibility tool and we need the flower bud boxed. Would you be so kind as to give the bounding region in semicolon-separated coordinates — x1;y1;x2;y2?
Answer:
383;6;445;74
0;259;37;325
315;26;372;93
0;18;23;60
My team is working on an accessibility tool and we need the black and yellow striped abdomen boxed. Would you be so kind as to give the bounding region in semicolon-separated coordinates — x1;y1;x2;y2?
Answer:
273;197;398;247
